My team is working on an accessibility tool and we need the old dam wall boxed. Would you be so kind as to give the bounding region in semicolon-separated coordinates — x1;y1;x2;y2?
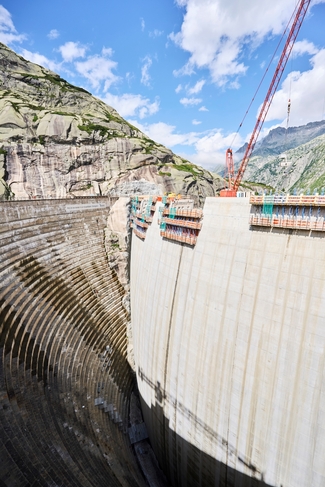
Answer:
1;196;324;487
0;197;150;487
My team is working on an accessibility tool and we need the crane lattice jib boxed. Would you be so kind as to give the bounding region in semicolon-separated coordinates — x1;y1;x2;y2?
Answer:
226;148;234;189
233;0;311;192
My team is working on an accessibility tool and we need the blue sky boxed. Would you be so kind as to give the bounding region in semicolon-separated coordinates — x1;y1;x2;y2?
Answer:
1;0;325;169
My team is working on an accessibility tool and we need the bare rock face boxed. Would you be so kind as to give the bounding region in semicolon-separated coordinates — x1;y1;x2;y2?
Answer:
0;43;216;201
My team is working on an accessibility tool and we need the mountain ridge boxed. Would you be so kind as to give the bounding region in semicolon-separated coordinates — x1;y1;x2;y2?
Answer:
236;119;325;157
213;120;325;193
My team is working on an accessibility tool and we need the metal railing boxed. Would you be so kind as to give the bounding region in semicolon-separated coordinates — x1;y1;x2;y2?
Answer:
250;194;325;206
249;214;325;231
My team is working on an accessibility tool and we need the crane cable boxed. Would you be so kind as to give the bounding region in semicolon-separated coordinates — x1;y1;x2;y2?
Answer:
230;3;299;149
285;56;293;148
286;1;300;138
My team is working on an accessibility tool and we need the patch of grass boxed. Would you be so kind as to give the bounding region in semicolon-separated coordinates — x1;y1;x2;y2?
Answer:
78;121;125;139
39;135;45;145
144;145;154;154
78;122;109;137
159;171;171;177
242;180;275;190
125;121;139;132
20;72;43;80
0;148;7;155
173;163;202;176
104;110;123;124
27;104;43;111
10;102;20;113
33;115;38;122
52;110;73;117
143;137;157;146
20;71;90;95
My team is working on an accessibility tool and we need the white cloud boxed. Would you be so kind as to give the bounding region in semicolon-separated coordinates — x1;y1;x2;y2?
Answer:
19;48;60;71
48;29;59;40
199;106;209;111
266;48;325;126
127;120;200;147
191;129;244;168
170;0;325;87
192;119;202;125
103;93;159;119
75;55;118;91
149;29;164;38
291;39;318;58
175;84;183;93
125;72;134;85
180;97;202;106
141;18;145;31
59;41;87;62
141;56;152;86
0;5;26;44
187;79;205;94
125;118;243;170
102;46;114;57
173;61;196;77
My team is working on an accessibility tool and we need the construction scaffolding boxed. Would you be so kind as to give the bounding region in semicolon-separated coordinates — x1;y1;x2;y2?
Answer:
159;198;203;246
249;193;325;231
130;195;157;240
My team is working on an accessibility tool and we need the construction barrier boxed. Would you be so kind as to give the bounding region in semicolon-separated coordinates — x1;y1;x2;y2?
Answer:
249;214;325;231
250;194;325;207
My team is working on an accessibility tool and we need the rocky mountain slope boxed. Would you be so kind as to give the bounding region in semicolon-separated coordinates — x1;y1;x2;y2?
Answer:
0;43;217;201
245;132;325;193
237;120;325;159
213;120;325;193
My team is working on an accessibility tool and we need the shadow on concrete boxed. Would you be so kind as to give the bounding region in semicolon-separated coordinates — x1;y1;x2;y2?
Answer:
161;238;195;249
138;368;276;487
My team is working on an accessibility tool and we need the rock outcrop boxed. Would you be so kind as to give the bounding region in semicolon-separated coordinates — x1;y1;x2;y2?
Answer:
0;43;216;201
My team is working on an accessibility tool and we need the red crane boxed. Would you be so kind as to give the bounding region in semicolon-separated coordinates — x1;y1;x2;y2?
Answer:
220;0;311;197
225;148;235;191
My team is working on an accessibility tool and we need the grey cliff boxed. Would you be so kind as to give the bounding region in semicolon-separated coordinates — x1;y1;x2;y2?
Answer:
0;43;217;201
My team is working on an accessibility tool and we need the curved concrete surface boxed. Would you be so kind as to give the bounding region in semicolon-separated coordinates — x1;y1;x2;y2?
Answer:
0;198;146;487
131;197;325;487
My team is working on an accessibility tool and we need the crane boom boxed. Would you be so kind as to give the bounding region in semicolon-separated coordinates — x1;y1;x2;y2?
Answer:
228;0;311;193
225;148;234;190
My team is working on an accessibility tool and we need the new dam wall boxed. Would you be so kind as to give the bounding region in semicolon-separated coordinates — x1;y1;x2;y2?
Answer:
131;197;325;487
0;198;147;487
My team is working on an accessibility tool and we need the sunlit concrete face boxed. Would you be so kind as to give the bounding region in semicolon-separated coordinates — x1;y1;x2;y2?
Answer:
0;198;146;487
131;197;325;487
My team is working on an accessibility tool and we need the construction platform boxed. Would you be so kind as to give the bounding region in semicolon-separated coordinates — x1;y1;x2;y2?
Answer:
249;193;325;231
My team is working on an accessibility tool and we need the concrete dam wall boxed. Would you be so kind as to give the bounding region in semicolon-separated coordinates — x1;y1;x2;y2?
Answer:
0;198;148;487
131;197;325;487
